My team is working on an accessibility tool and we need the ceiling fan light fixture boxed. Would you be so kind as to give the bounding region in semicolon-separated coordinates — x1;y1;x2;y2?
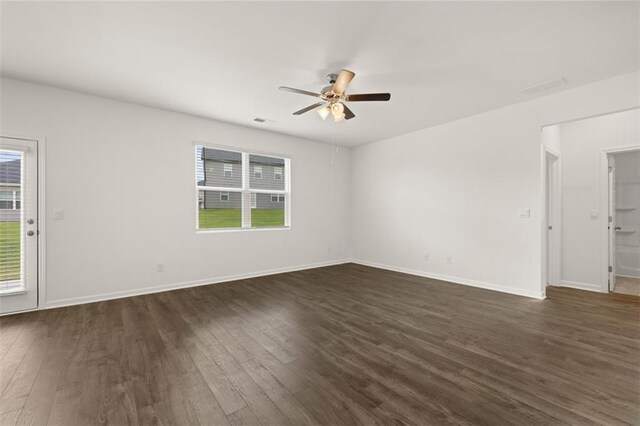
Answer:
317;106;330;120
279;70;390;122
330;102;345;121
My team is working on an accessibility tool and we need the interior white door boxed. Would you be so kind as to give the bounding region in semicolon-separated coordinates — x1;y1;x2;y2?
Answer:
608;156;616;291
0;137;38;314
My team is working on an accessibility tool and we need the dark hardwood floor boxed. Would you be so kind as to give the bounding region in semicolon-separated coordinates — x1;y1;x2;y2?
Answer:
1;263;639;425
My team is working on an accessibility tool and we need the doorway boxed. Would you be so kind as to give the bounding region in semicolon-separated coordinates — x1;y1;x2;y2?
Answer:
0;137;39;314
608;150;640;296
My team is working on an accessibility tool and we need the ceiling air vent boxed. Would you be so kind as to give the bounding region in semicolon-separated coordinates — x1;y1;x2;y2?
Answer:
254;118;277;124
521;77;567;95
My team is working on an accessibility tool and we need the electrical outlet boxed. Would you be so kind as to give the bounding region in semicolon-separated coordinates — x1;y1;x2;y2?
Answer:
423;254;429;261
157;264;164;272
447;256;452;264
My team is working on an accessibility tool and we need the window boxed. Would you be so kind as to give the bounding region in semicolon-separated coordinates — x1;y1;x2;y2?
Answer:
223;163;233;178
196;146;289;230
0;191;19;210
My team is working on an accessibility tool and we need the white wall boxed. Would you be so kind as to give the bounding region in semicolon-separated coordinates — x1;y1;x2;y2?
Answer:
553;109;639;291
350;73;639;299
0;78;351;308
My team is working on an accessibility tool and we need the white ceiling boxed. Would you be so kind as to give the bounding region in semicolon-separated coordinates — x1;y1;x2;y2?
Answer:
1;1;637;147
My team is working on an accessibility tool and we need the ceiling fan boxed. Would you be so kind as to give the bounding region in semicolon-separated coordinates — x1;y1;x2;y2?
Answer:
279;69;391;122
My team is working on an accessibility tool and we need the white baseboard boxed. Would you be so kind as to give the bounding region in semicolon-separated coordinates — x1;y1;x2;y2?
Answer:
43;259;351;310
351;259;546;300
559;280;605;293
616;273;640;279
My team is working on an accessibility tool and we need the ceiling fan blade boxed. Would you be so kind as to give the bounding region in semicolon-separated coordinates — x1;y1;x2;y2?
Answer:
279;86;321;97
332;69;355;95
346;93;391;102
293;102;325;115
342;104;356;120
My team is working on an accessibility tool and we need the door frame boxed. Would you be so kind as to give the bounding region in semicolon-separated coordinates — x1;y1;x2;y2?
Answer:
0;131;46;314
541;146;561;296
599;145;640;293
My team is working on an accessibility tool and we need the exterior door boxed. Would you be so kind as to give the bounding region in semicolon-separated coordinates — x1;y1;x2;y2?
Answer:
608;156;616;291
0;137;38;314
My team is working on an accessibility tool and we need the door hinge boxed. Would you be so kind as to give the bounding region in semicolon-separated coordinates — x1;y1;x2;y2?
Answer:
609;265;613;272
609;216;613;223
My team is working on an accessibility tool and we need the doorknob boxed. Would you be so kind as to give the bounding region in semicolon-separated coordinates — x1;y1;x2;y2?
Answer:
615;226;622;230
26;230;35;236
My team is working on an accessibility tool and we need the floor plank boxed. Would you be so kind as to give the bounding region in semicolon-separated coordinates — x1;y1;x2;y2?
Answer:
0;263;638;425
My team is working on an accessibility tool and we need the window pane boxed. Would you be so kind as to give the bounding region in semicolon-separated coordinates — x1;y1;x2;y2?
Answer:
251;193;285;228
249;154;285;190
196;146;242;188
0;151;22;285
198;190;242;229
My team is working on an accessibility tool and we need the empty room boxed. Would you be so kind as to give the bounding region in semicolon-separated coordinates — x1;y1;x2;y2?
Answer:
0;1;638;425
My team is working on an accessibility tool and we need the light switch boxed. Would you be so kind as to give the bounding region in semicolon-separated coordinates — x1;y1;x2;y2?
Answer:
517;209;530;218
590;210;599;220
53;210;64;220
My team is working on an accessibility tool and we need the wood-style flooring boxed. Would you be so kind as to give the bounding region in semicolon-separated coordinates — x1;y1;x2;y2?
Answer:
614;275;640;297
1;263;639;425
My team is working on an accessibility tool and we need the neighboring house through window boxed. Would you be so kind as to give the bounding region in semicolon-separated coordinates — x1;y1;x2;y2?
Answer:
0;191;20;210
196;145;289;230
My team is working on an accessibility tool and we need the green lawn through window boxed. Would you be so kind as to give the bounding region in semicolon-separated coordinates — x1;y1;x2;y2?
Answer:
0;221;21;281
198;208;285;229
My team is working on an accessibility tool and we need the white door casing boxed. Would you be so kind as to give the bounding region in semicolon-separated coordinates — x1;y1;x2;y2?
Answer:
608;155;616;291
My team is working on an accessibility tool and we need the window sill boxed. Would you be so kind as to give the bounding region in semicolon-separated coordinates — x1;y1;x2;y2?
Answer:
197;226;291;234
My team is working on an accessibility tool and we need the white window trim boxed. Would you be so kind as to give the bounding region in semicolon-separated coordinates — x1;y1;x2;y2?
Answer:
195;143;291;231
274;167;283;180
253;166;263;179
220;191;229;202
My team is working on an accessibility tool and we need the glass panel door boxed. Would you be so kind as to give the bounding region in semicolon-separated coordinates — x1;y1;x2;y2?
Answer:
0;137;38;314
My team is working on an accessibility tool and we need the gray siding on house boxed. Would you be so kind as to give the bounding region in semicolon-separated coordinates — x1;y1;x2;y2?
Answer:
0;183;21;222
0;210;20;222
203;160;242;188
253;192;285;210
249;154;285;191
200;191;285;210
0;160;21;184
198;148;286;210
201;190;242;209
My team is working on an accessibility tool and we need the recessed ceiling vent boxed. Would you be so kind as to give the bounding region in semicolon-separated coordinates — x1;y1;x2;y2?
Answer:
254;118;276;124
522;77;567;95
